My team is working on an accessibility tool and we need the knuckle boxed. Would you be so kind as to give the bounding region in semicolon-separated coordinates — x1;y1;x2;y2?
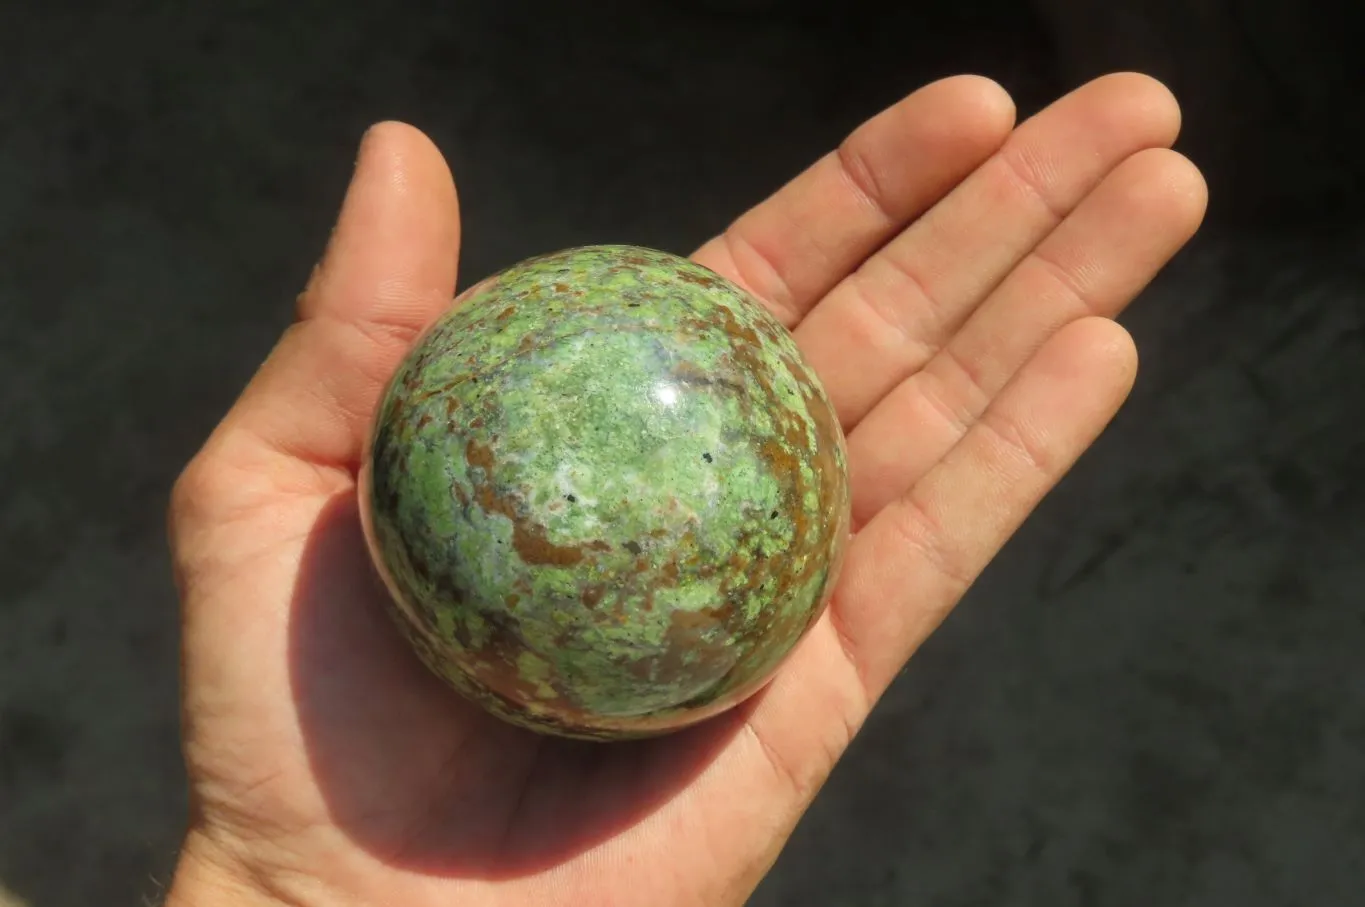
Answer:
169;438;257;531
168;453;220;529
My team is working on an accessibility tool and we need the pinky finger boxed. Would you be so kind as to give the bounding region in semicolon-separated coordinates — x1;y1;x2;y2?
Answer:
831;316;1138;702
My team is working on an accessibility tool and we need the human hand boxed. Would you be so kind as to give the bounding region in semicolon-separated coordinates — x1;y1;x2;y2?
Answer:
165;73;1206;906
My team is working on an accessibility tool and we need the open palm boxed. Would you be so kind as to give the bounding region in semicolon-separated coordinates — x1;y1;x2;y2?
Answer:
166;74;1206;907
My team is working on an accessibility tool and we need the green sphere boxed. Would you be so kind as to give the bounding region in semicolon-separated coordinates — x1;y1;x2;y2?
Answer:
360;245;850;740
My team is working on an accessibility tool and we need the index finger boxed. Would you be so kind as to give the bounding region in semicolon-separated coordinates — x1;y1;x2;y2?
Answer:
690;75;1015;325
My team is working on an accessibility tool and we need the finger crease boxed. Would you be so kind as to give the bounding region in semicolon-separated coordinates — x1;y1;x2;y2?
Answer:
912;370;975;443
931;342;992;428
887;489;975;597
978;407;1053;476
1026;247;1099;319
340;311;425;349
995;146;1070;225
834;139;896;227
720;228;800;322
850;262;940;362
824;593;874;711
744;714;807;799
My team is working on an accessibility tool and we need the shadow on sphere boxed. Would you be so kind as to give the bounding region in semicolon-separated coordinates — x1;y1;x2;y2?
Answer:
288;491;760;880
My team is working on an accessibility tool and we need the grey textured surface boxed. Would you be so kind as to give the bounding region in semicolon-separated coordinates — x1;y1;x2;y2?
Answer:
1;2;1361;904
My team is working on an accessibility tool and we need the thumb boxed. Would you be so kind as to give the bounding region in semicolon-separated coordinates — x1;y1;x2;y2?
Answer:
212;121;462;478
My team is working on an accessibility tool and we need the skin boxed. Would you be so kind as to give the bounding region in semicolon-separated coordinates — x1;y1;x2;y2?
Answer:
363;246;850;739
166;73;1207;907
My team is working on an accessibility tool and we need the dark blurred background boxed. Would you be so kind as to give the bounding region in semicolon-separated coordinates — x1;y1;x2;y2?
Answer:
1;1;1361;904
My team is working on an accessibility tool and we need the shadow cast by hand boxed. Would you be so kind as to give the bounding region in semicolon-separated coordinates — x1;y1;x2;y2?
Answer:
288;492;751;881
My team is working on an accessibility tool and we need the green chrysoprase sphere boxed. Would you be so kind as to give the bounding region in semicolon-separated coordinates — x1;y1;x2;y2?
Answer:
360;245;850;740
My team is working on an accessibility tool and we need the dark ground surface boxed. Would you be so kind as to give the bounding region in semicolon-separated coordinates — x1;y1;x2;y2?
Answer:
2;1;1362;904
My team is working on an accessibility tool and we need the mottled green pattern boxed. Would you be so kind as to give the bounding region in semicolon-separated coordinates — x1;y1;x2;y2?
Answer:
360;245;850;740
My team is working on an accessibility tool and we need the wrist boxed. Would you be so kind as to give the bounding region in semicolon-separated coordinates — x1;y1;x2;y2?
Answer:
164;830;290;907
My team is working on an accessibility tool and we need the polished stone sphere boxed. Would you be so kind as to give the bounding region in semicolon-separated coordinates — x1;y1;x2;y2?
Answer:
360;245;850;740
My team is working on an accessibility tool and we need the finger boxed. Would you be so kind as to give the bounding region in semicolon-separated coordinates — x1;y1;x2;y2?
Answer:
733;317;1137;803
691;75;1016;324
217;122;461;473
794;72;1180;428
847;148;1206;525
834;317;1137;699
